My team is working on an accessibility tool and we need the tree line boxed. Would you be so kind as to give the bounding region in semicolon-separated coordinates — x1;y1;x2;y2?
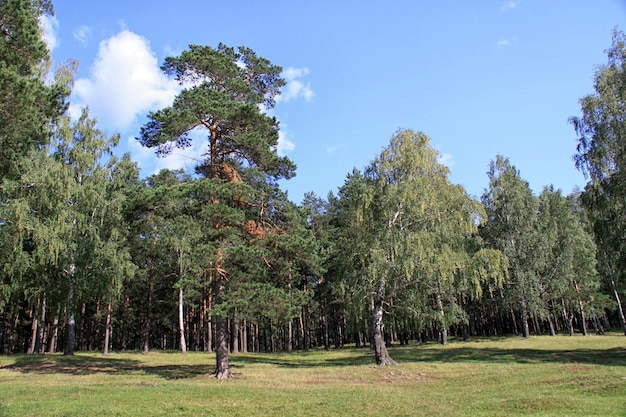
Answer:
1;0;625;378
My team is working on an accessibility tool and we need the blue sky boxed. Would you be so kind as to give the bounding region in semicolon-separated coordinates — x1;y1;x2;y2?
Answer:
44;1;625;203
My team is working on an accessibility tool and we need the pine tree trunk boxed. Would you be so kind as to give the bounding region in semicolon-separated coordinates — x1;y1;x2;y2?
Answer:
373;277;396;366
179;286;187;354
231;316;239;354
103;303;112;355
547;315;556;336
287;320;293;352
213;272;231;379
322;305;330;350
241;318;248;353
215;316;231;378
142;276;153;353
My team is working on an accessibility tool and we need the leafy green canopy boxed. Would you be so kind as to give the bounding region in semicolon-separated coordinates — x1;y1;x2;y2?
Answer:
0;0;68;179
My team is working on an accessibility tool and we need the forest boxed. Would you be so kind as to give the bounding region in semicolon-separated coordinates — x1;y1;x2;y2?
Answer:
1;0;626;379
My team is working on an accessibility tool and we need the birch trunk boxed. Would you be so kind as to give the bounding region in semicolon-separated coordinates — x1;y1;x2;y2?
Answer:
103;303;112;355
179;286;187;354
611;280;626;336
435;284;448;345
64;264;76;356
373;276;396;366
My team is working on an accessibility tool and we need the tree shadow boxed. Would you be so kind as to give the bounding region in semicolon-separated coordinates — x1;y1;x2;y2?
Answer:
0;353;210;380
390;345;626;367
140;364;209;380
232;342;626;369
0;354;141;375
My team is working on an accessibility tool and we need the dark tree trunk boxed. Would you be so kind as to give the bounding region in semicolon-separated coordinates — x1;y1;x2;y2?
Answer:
142;277;153;353
213;271;231;379
241;318;248;353
231;316;239;354
287;320;293;352
215;316;231;378
48;310;59;353
0;311;5;353
36;296;46;354
27;306;38;355
520;298;530;338
373;277;396;366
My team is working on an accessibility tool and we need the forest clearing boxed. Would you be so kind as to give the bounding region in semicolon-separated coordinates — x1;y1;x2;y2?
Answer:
1;334;625;416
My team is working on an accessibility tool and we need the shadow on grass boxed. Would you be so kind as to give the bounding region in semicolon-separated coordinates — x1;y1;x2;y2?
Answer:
232;342;626;369
389;345;626;367
0;354;210;380
0;354;142;375
2;338;624;377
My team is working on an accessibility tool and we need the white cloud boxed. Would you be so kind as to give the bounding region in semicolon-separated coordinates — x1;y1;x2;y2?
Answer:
126;135;207;176
497;38;511;46
39;14;59;52
72;29;180;131
277;66;314;103
325;144;343;154
276;129;295;156
438;152;454;167
501;1;517;11
72;25;92;46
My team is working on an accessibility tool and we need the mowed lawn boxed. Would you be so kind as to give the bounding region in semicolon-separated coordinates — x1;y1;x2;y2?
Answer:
0;333;625;416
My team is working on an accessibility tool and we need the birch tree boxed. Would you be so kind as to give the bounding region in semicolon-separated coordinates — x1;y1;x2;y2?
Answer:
344;129;506;364
571;30;626;335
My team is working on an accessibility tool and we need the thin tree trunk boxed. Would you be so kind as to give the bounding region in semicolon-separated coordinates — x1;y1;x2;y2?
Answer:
103;303;112;355
213;266;231;379
611;280;626;336
37;295;46;354
231;316;239;354
435;285;448;345
299;314;305;350
511;308;519;335
0;311;5;353
373;277;396;366
546;314;556;336
574;281;588;336
64;265;76;356
179;286;187;354
48;310;59;353
322;303;330;350
287;320;293;352
27;305;38;355
520;297;530;338
241;318;248;353
142;275;153;353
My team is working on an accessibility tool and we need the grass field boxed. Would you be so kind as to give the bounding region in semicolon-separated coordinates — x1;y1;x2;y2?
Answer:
0;333;625;416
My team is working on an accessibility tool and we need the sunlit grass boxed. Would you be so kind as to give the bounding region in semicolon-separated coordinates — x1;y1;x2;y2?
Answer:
1;333;625;416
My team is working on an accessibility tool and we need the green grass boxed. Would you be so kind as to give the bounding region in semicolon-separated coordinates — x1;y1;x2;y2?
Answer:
1;333;625;416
